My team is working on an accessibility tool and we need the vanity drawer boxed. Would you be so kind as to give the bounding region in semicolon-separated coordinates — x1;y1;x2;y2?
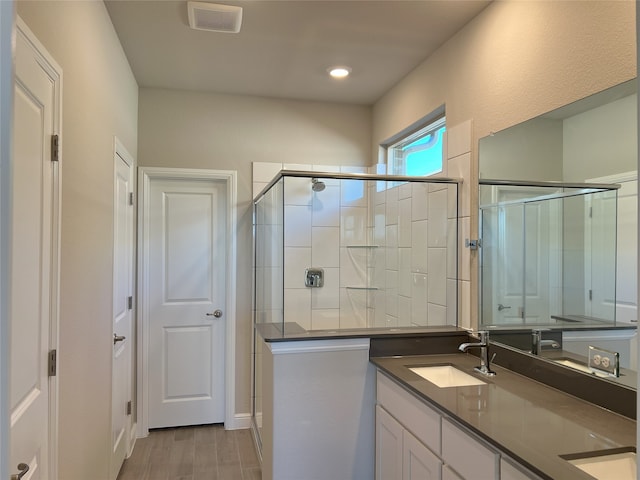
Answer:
442;418;499;480
377;371;441;454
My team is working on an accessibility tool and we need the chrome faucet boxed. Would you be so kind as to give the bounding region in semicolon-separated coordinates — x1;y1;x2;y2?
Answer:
531;330;561;355
459;331;496;376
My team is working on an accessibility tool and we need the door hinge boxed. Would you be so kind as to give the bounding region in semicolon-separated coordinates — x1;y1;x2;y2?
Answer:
589;206;593;218
127;296;133;310
129;192;134;206
589;289;593;301
48;349;57;377
51;134;60;162
126;400;132;415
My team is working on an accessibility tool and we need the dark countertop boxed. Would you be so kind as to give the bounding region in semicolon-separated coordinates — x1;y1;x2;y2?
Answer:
256;322;467;342
371;353;636;480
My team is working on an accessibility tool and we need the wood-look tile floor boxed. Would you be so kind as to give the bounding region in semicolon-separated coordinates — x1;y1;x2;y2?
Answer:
117;424;261;480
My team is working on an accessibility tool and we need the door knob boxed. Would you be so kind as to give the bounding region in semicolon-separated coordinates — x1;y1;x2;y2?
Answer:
206;310;223;318
113;333;126;344
11;463;29;480
497;304;511;311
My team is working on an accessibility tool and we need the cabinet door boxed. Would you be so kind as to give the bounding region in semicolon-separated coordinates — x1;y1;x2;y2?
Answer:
501;458;543;480
441;419;499;480
403;429;442;480
376;405;404;480
442;465;464;480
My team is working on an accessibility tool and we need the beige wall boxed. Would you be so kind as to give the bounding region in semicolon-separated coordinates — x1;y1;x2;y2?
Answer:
16;1;138;479
137;87;371;415
373;0;636;327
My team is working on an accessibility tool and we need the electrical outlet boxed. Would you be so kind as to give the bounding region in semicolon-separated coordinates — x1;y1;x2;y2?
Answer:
588;346;620;377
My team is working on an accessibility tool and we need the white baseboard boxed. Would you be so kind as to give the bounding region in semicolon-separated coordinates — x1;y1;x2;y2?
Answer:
226;412;251;430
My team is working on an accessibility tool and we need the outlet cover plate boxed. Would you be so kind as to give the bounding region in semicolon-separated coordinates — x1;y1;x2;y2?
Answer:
588;345;620;377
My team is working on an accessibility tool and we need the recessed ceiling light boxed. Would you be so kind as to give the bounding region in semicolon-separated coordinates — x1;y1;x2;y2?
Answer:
328;66;352;79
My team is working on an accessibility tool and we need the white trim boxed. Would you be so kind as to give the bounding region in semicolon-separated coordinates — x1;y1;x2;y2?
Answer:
228;412;252;430
14;16;63;480
111;137;135;478
137;167;238;435
563;330;637;342
0;3;14;478
586;171;637;185
267;338;370;355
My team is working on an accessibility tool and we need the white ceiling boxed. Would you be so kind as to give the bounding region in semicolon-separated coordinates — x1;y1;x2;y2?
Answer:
105;0;491;105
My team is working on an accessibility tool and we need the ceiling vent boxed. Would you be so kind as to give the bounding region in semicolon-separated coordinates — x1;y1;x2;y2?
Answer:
187;2;243;33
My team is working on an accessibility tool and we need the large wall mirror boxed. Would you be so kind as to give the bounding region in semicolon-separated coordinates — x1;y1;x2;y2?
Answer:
478;79;637;389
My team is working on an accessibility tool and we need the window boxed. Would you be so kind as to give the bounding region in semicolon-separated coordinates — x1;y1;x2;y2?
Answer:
387;117;446;177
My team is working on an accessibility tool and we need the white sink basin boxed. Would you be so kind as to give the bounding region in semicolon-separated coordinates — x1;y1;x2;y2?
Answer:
565;451;636;479
409;365;486;388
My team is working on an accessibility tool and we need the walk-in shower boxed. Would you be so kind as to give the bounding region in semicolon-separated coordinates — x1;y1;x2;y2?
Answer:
251;169;462;453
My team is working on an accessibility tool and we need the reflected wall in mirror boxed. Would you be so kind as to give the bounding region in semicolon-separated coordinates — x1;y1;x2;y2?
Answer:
478;80;637;387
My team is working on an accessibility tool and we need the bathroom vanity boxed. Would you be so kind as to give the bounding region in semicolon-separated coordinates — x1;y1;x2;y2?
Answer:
372;353;635;479
255;328;636;480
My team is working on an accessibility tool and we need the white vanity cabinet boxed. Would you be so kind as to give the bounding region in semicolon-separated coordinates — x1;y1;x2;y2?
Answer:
376;373;443;480
376;405;442;480
500;459;544;480
376;371;541;480
441;418;499;479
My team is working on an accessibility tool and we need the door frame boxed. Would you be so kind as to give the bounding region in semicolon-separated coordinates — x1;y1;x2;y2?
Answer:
137;167;238;436
112;137;136;474
0;3;14;479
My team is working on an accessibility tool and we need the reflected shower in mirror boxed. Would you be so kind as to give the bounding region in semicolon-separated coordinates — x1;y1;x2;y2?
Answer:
479;181;619;328
478;79;637;388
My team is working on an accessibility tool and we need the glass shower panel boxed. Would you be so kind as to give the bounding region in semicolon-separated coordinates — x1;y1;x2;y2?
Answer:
523;198;560;324
480;181;619;329
257;171;461;333
252;177;283;451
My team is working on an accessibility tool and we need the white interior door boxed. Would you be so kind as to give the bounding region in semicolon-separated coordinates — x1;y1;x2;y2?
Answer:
10;18;61;480
148;178;226;428
111;142;134;479
587;173;637;323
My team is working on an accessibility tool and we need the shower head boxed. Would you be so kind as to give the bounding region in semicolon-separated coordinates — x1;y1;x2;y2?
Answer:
311;178;326;192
